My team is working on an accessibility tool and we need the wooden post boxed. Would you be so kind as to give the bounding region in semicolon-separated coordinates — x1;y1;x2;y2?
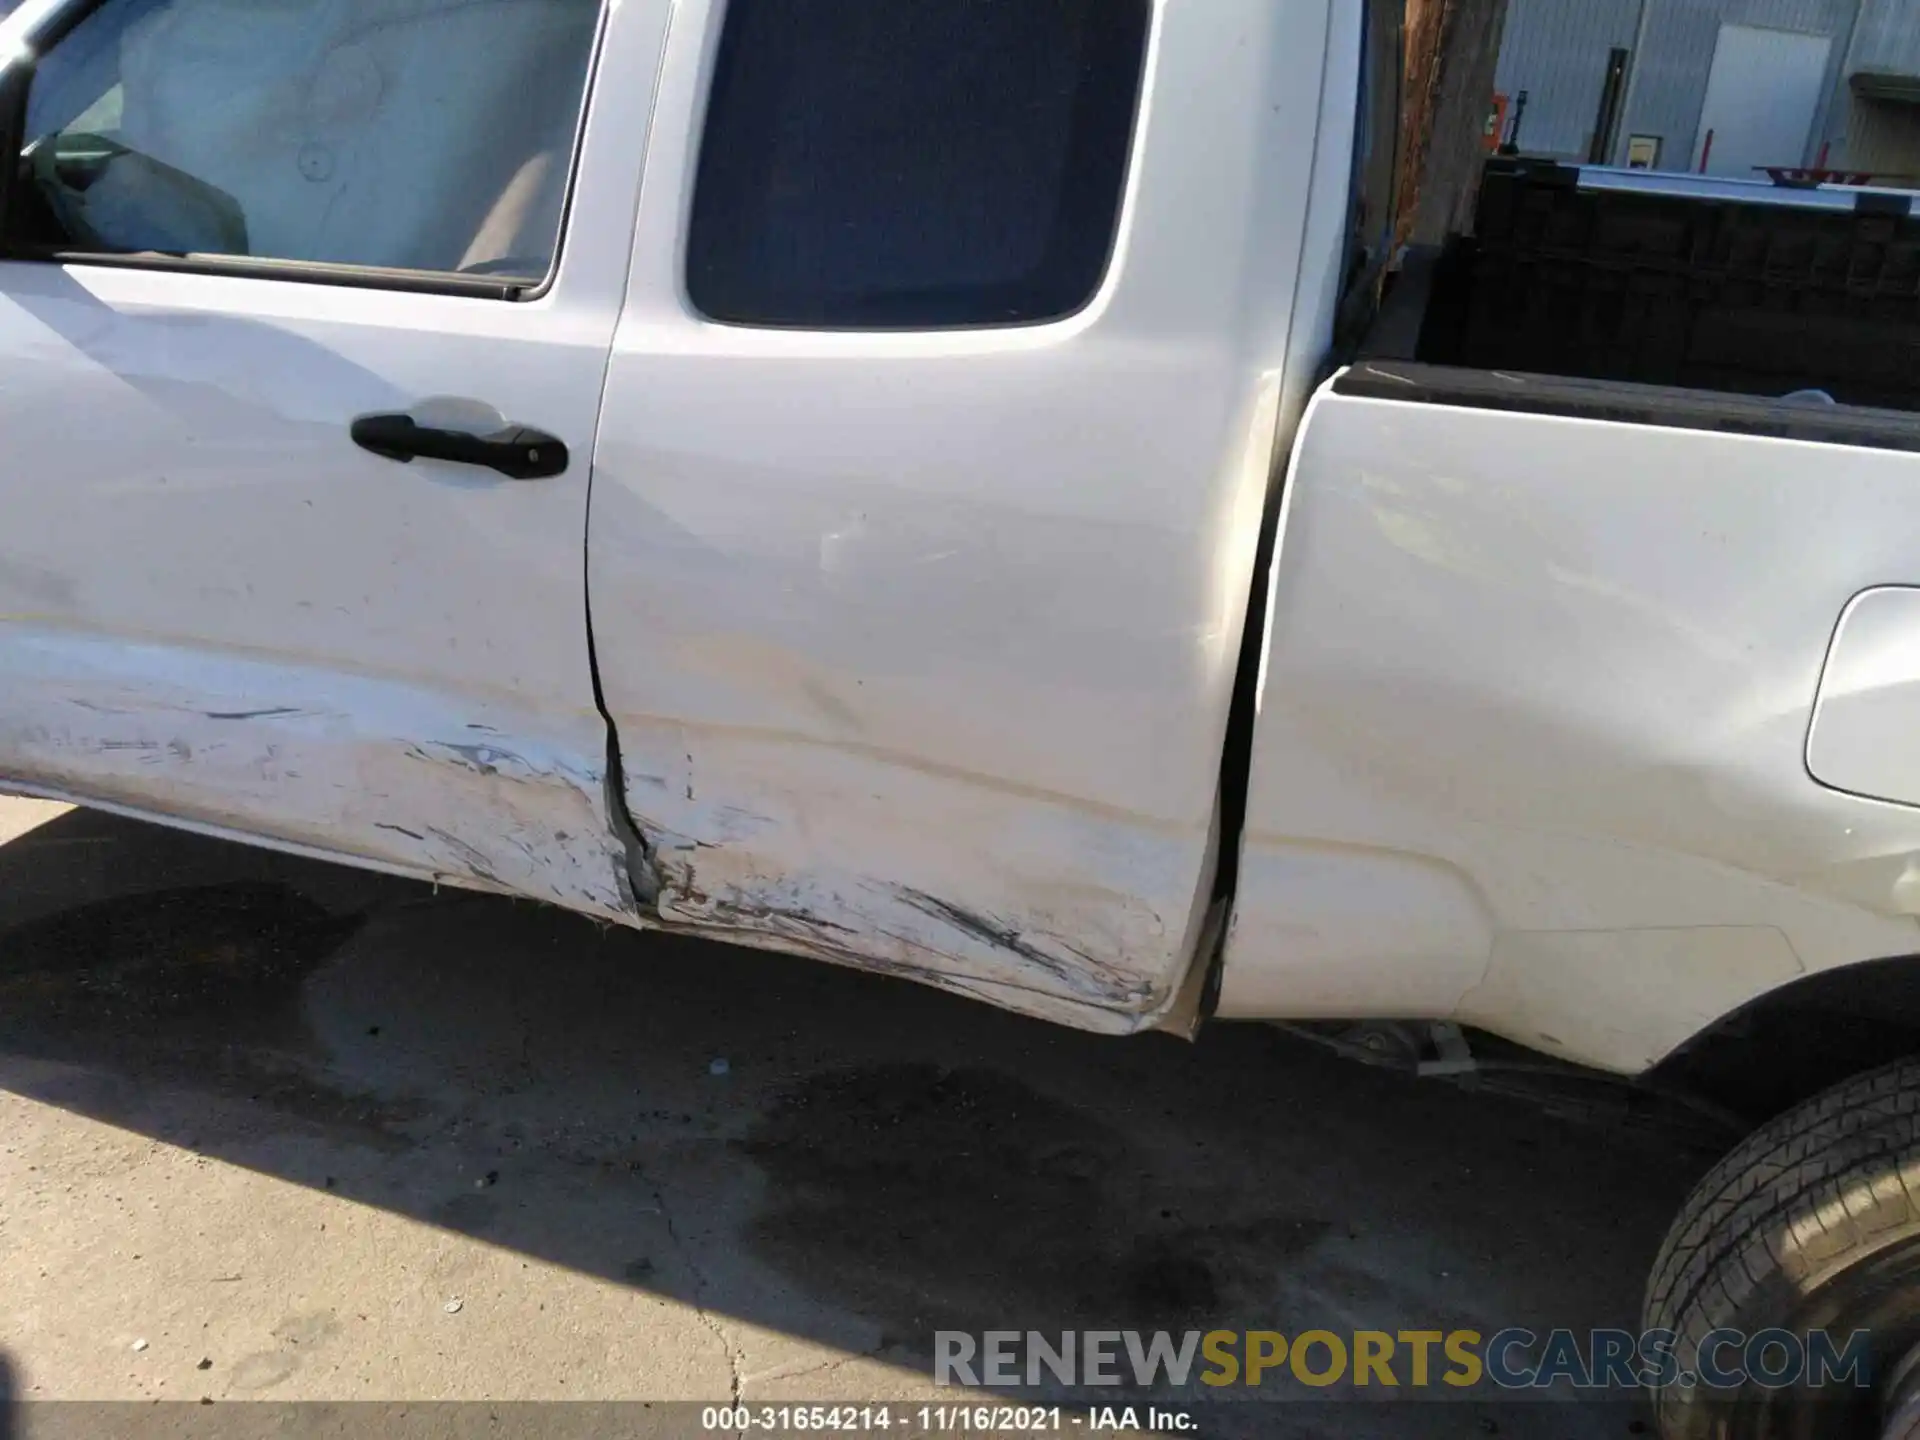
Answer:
1400;0;1513;246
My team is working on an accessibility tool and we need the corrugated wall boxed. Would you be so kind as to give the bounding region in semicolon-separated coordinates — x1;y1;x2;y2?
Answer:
1495;0;1868;168
1846;0;1920;74
1494;0;1642;158
1847;97;1920;173
1620;0;1860;168
1616;0;1860;169
1830;0;1920;176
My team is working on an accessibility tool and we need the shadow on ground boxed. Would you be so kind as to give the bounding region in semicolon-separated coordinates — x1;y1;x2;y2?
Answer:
0;807;1715;1436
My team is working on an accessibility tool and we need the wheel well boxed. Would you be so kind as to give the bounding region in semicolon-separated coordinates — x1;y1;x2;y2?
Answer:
1652;953;1920;1124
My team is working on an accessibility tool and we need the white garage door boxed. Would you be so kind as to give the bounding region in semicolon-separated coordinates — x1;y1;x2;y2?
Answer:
1695;24;1832;177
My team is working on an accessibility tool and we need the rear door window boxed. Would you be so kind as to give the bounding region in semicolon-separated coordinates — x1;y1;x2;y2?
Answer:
686;0;1151;330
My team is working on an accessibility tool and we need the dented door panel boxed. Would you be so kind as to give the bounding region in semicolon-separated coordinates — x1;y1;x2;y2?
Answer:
1225;378;1920;1073
0;0;670;907
586;1;1362;1028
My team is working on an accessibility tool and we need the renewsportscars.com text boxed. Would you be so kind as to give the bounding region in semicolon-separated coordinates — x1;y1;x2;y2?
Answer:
935;1327;1874;1392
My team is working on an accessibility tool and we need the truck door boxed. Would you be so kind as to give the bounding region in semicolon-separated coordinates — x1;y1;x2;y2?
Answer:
0;0;667;912
586;0;1358;1030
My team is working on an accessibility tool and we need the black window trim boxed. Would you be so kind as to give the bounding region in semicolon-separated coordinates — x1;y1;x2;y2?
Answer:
0;0;610;303
1337;360;1920;456
681;0;1155;334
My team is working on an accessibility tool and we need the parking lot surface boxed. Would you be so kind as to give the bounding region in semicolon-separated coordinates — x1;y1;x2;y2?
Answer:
0;796;1713;1436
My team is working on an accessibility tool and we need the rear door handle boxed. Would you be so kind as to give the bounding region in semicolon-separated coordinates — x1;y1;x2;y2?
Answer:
350;413;569;480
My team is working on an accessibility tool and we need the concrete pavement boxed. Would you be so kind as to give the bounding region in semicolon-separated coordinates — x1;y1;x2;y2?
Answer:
0;795;1714;1436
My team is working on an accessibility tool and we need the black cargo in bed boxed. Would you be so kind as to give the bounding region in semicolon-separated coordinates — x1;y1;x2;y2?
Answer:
1413;159;1920;413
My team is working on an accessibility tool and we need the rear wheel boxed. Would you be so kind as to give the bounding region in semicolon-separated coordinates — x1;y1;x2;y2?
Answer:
1645;1058;1920;1438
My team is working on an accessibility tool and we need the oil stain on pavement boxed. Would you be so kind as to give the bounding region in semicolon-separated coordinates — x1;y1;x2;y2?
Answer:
744;1063;1333;1338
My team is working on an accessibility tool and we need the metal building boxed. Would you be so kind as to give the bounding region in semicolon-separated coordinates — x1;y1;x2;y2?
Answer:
1493;0;1920;180
1848;0;1920;173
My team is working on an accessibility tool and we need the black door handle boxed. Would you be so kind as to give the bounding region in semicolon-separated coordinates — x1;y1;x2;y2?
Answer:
350;413;569;480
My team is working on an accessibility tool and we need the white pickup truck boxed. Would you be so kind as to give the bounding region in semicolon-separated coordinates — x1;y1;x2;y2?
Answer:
4;0;1920;1431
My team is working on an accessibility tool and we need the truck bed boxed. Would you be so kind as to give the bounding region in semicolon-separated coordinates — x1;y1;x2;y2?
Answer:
1406;159;1920;412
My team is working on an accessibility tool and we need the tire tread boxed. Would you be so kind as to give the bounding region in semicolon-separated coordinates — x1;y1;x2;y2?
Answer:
1644;1058;1920;1438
